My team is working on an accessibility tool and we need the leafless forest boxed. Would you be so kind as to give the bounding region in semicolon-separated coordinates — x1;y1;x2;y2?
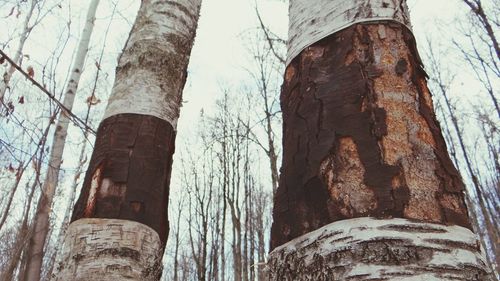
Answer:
0;0;498;280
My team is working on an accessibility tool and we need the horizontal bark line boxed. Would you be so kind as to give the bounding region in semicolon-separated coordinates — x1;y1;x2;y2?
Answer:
71;113;175;244
271;23;470;249
287;0;411;65
268;218;492;281
52;218;162;281
102;0;202;126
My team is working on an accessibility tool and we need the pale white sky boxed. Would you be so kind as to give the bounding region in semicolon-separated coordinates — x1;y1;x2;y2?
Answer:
179;0;467;132
0;0;470;136
0;0;475;225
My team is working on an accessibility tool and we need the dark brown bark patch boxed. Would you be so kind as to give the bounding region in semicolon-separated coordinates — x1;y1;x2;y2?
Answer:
72;114;175;246
272;25;405;249
271;22;470;249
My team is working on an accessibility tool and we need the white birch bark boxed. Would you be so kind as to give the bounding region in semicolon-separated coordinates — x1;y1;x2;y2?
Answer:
0;0;37;105
53;1;202;280
51;219;163;281
46;134;90;278
268;218;492;280
287;0;411;65
23;1;100;280
102;0;202;128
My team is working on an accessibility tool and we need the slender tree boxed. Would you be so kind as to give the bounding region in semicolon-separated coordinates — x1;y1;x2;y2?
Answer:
269;0;492;279
0;0;38;108
52;0;202;280
23;1;100;280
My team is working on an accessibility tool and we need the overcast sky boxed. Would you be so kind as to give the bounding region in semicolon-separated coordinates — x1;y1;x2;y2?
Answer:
179;0;467;133
0;0;474;211
0;0;469;134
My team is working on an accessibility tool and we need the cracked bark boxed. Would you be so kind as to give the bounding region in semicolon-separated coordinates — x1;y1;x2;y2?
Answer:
53;0;201;280
269;218;491;280
270;1;491;279
272;23;471;248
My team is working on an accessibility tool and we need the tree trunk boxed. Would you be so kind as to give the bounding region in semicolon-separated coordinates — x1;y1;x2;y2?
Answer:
1;179;36;281
0;0;37;107
269;0;492;279
172;199;183;281
52;0;201;280
23;2;100;280
45;133;90;279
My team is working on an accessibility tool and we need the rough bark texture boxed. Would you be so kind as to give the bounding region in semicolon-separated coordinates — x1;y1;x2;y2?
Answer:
271;22;471;249
24;1;100;280
268;218;492;280
102;0;201;126
55;1;201;280
71;114;175;244
52;219;162;281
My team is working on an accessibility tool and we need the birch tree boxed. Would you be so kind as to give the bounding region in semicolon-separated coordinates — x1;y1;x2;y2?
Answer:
52;0;202;280
22;2;100;280
0;0;38;108
269;0;492;279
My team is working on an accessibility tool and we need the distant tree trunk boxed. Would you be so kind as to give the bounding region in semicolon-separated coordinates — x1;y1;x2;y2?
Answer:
23;1;100;280
1;146;44;281
269;0;492;279
172;199;183;281
45;131;90;279
52;0;201;280
0;162;25;232
0;0;38;107
256;194;267;281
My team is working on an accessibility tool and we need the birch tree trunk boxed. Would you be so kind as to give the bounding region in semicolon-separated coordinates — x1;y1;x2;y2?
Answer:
52;0;202;280
0;0;37;108
23;2;100;280
269;0;492;279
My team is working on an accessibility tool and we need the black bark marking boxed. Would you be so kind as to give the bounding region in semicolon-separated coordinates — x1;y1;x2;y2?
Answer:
395;58;408;75
378;224;448;233
72;114;175;246
272;24;406;249
272;22;471;249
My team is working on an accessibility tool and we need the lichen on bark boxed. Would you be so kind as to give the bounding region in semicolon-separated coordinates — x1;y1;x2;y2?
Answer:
103;0;202;127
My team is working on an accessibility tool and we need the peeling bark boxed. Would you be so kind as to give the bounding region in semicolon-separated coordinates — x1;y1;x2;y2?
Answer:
270;0;490;279
71;114;175;245
268;218;492;280
52;219;162;281
55;1;202;279
271;22;471;249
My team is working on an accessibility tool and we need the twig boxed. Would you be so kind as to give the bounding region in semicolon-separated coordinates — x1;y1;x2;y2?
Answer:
0;49;96;135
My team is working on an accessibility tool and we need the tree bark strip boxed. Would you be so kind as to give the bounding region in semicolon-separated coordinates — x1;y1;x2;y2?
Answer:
270;0;491;279
53;0;201;279
23;2;100;280
269;218;491;280
272;22;471;248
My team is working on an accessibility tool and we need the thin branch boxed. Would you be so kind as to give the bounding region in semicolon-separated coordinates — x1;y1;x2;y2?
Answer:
0;49;96;135
255;6;285;65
